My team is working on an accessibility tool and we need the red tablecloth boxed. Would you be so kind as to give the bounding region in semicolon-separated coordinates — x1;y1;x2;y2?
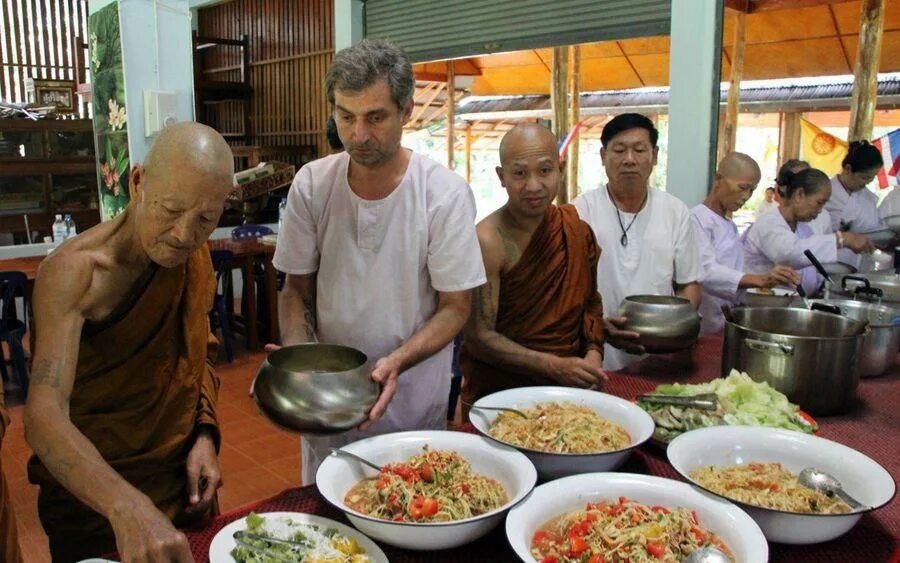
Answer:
183;334;900;562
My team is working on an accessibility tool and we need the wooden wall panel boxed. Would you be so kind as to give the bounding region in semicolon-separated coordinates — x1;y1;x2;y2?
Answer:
0;0;89;117
197;0;333;164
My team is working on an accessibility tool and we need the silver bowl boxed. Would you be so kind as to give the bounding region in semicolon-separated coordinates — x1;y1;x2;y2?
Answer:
742;288;797;308
253;343;379;435
860;227;895;248
617;295;701;353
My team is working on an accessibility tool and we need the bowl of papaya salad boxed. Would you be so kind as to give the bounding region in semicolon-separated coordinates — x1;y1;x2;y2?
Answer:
316;430;537;550
506;473;767;563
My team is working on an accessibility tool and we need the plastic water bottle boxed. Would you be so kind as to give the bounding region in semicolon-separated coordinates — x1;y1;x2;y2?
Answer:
64;214;77;238
278;198;287;232
51;214;67;243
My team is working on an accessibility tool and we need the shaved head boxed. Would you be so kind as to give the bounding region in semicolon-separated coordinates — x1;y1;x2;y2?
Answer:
143;122;234;193
717;151;760;182
499;123;559;165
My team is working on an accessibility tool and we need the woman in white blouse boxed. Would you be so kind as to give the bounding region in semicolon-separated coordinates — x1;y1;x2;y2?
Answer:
743;168;874;295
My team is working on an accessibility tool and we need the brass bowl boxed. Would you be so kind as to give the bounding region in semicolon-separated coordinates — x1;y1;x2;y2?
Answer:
617;295;701;353
253;343;378;435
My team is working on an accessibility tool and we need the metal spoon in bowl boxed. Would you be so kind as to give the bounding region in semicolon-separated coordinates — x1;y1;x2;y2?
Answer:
460;399;528;418
329;447;383;472
798;467;868;511
684;545;731;563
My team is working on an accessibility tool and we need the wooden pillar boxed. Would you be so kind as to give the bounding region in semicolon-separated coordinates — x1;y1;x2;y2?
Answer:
464;125;472;184
848;0;885;141
778;112;802;165
447;61;456;170
723;11;746;157
551;46;569;203
567;45;581;201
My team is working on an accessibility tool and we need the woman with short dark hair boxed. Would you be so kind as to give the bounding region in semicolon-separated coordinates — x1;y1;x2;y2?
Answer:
824;140;885;234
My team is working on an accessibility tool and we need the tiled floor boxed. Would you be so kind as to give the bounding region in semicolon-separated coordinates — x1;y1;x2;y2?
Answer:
2;349;301;562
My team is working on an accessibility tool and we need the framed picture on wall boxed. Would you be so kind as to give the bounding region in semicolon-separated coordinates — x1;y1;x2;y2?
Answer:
25;78;77;113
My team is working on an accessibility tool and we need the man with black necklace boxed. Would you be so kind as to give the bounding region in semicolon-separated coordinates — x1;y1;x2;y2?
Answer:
573;113;701;371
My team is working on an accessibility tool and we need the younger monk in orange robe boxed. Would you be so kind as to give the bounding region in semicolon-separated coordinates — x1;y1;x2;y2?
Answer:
24;123;233;563
461;123;606;405
1;382;22;563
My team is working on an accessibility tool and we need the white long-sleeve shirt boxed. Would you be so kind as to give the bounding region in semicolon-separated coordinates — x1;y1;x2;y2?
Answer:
691;204;743;335
742;208;838;295
879;187;900;219
825;176;885;233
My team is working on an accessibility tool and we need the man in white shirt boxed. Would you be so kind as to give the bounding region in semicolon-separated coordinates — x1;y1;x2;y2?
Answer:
692;152;799;335
573;113;701;371
273;40;486;483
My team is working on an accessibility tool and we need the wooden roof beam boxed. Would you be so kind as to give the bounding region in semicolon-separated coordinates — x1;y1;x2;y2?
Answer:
745;0;857;13
410;83;446;126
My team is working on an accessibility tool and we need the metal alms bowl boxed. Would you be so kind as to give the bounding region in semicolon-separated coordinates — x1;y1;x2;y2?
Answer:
253;343;378;435
617;295;701;353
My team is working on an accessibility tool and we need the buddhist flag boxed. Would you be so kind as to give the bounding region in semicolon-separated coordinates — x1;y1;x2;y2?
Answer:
799;118;848;177
871;128;900;189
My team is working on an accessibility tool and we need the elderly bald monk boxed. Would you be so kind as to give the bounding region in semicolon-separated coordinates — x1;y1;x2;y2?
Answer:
25;122;233;562
1;382;22;563
691;152;800;334
461;123;606;404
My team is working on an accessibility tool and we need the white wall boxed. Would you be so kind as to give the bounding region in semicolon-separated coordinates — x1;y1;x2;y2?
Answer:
118;0;196;165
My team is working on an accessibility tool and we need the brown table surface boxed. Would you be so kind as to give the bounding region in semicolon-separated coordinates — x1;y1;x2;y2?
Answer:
179;333;900;563
0;255;43;281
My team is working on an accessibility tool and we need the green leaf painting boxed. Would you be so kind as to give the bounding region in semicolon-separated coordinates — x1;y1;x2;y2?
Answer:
89;2;130;220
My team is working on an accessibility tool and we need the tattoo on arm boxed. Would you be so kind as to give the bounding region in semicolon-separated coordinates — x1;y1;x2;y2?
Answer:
301;294;317;341
472;280;497;331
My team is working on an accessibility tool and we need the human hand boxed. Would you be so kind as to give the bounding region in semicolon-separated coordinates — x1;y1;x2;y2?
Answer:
546;354;606;389
359;355;403;431
185;432;222;516
842;232;875;254
109;497;194;563
761;265;801;288
603;316;645;354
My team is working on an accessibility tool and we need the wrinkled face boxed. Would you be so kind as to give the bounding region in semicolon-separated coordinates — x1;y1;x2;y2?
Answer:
132;168;228;268
334;79;411;167
600;127;658;189
715;171;760;213
790;182;832;222
841;165;879;192
496;139;562;218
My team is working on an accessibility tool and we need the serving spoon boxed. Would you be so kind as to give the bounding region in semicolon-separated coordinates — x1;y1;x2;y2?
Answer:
461;399;528;418
684;545;731;563
798;467;868;511
329;447;383;472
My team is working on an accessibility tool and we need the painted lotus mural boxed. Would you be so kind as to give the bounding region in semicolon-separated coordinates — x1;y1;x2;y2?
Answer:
89;2;130;220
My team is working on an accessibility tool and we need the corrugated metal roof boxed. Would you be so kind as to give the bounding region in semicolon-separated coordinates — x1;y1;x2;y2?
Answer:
457;77;900;116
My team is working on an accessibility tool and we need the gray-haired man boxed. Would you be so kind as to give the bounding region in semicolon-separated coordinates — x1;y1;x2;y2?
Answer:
272;39;486;483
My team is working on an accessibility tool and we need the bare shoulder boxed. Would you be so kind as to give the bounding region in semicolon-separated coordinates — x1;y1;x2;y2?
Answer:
475;211;507;273
34;240;108;314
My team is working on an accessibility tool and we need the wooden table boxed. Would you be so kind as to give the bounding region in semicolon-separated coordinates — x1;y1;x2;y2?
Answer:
0;255;42;287
208;237;279;350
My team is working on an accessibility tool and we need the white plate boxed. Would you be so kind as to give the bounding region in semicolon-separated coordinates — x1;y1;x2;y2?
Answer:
208;511;388;562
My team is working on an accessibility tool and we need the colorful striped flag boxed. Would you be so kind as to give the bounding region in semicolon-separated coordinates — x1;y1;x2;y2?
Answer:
872;128;900;189
558;121;584;160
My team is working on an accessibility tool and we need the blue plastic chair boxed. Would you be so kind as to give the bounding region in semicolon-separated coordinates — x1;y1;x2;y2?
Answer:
0;271;29;398
231;224;273;239
209;251;235;363
447;334;464;421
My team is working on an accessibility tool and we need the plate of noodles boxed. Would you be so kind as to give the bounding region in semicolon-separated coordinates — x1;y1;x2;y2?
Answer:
468;387;655;480
668;426;896;544
637;370;817;445
506;472;768;563
315;430;537;550
209;511;387;562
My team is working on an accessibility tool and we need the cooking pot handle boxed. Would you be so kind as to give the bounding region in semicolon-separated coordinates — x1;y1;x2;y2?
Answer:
841;275;870;293
743;338;795;356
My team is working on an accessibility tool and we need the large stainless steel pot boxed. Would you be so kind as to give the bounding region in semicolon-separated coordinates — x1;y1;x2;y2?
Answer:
722;307;867;416
827;273;900;305
799;299;900;378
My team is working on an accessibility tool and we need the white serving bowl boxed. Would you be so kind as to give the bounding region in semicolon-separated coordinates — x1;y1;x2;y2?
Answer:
316;430;537;550
468;386;655;480
506;472;768;562
668;426;896;545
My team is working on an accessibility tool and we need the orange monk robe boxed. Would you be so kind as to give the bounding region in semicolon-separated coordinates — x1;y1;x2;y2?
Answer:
28;245;220;561
0;380;22;563
460;204;604;403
